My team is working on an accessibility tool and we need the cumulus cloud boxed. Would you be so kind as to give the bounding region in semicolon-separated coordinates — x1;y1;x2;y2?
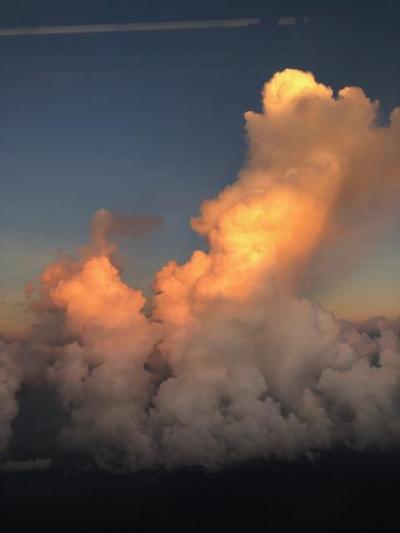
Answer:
0;341;22;453
1;69;400;470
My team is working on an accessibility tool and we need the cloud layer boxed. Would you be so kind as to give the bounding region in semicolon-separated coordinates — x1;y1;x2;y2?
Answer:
1;69;400;470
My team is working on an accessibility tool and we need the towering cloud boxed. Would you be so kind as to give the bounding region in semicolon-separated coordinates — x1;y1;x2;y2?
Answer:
1;69;400;469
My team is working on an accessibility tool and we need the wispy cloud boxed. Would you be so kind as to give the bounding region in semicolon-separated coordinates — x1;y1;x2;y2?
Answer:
1;458;52;472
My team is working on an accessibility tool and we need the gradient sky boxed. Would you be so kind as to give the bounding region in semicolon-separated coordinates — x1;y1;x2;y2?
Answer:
1;1;400;334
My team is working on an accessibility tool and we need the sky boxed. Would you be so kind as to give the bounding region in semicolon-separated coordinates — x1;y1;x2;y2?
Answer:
2;5;400;531
1;1;400;335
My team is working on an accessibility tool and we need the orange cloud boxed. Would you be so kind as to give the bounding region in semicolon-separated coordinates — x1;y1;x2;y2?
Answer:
2;69;400;469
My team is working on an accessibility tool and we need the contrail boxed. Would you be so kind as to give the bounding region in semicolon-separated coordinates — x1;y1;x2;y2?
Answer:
0;18;260;37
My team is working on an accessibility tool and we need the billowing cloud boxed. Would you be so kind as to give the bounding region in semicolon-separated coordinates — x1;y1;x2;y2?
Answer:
0;341;22;453
1;69;400;470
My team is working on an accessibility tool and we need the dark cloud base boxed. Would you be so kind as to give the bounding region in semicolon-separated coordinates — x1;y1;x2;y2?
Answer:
1;451;400;532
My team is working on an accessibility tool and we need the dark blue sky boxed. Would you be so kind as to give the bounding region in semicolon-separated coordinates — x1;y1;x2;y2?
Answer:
1;1;400;331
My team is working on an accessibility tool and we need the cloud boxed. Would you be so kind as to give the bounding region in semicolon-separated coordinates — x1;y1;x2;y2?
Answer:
0;341;21;453
89;208;163;256
1;458;52;472
1;70;400;470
